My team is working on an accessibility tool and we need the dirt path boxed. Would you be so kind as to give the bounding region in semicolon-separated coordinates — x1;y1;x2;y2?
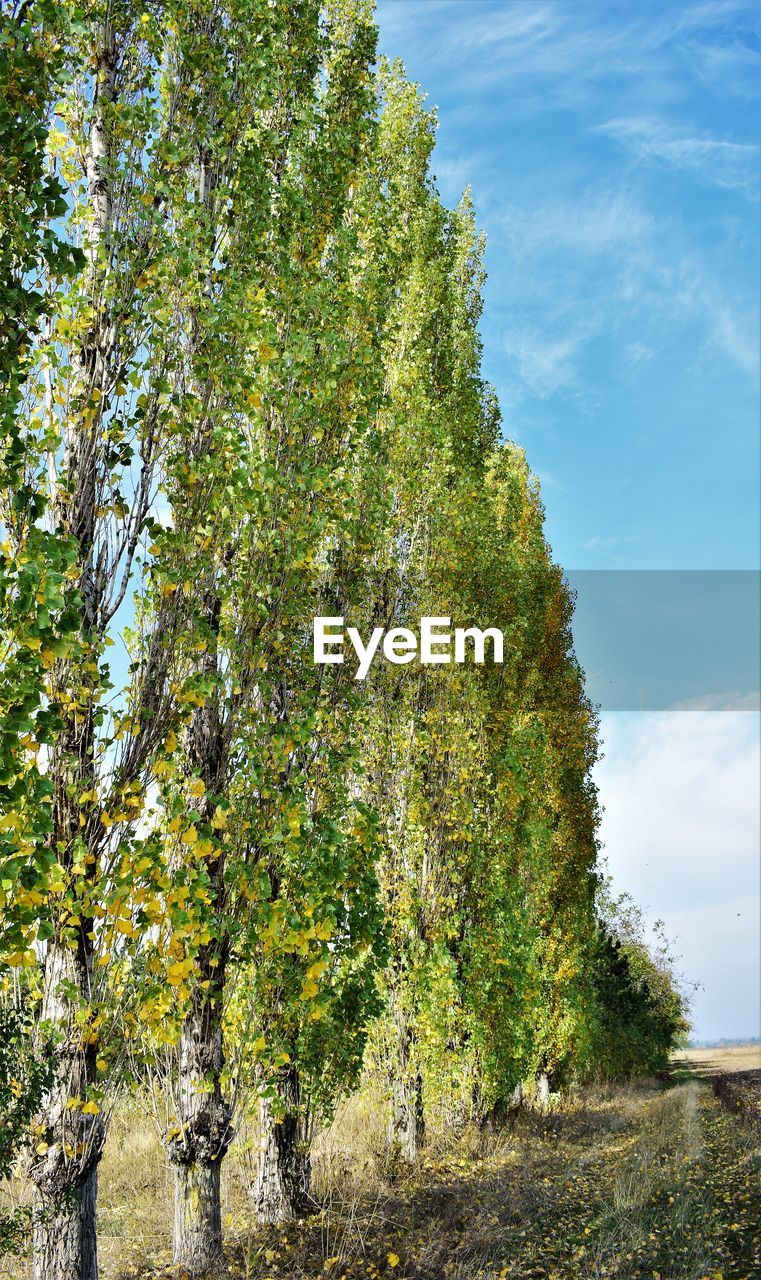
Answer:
217;1081;760;1280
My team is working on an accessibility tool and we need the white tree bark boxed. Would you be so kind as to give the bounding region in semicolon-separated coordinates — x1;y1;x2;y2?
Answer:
255;1066;311;1225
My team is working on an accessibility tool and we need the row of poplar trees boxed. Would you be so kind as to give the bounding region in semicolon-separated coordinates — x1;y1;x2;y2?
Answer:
0;1;689;1278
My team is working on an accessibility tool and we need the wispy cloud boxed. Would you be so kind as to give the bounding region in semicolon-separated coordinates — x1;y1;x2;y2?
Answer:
375;0;760;570
501;191;654;255
494;190;653;398
670;691;761;711
378;0;760;106
491;181;759;400
583;534;641;555
677;11;761;99
625;342;655;365
504;321;597;399
598;115;760;193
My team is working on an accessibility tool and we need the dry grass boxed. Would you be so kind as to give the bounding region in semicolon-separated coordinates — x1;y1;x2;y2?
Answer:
2;1077;759;1280
671;1044;761;1145
712;1073;761;1143
671;1044;761;1077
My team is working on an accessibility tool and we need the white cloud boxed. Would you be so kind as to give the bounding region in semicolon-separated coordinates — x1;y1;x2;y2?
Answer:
377;0;760;106
494;190;652;398
504;322;595;398
501;191;654;256
702;290;760;374
445;3;562;55
625;341;655;364
596;709;760;1040
492;180;759;400
679;25;761;100
376;0;760;401
670;692;761;711
598;115;760;193
583;534;641;554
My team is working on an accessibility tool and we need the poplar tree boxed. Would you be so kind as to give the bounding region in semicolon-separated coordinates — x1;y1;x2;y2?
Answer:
119;0;390;1261
0;2;82;1251
455;453;602;1111
0;0;84;962
355;65;502;1160
356;63;604;1146
0;2;240;1273
590;891;689;1078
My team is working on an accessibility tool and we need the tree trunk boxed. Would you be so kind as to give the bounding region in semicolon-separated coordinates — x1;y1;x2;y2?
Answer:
29;24;118;1278
535;1071;551;1110
33;1165;98;1280
173;1159;222;1274
388;997;424;1163
255;1065;310;1224
391;1057;424;1163
30;943;103;1280
166;972;232;1275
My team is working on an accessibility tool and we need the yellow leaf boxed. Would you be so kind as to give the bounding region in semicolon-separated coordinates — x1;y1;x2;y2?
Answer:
388;1254;400;1268
167;958;193;985
188;778;205;798
81;1101;100;1115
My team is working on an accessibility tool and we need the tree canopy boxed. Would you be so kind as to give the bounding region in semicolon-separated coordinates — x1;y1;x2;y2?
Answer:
0;5;689;1278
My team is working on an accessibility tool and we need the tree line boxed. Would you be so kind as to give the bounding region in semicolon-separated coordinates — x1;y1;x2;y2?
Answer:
0;2;689;1278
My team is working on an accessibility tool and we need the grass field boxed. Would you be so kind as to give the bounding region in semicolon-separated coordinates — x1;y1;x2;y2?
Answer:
3;1063;759;1280
671;1045;761;1077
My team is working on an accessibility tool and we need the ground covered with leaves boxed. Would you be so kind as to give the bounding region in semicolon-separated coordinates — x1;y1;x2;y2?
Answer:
84;1073;759;1280
3;1073;758;1279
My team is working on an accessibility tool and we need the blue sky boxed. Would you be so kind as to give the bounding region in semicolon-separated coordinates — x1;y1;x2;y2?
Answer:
376;0;760;570
374;0;761;1040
